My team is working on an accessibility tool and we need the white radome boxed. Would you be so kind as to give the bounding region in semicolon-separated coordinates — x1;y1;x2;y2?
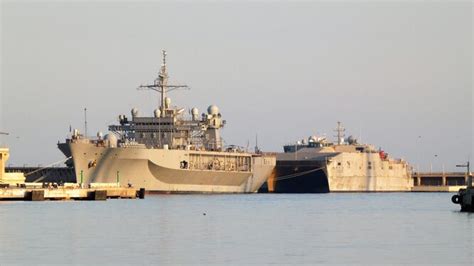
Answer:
105;133;118;148
131;108;139;117
207;105;219;115
154;109;161;118
165;97;172;108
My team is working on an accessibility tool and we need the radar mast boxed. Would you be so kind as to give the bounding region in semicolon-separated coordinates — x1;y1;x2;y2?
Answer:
334;121;345;145
138;50;189;117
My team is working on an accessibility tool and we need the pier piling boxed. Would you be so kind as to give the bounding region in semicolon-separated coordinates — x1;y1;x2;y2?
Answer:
26;190;45;201
138;188;146;199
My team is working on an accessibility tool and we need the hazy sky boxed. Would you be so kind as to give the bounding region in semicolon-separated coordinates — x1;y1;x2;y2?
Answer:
1;1;472;171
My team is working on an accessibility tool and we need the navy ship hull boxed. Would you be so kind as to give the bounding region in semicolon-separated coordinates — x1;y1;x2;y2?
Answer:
266;160;330;193
261;147;412;193
263;123;413;193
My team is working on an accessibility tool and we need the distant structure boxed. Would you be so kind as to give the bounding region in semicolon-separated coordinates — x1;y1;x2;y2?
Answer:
0;132;26;186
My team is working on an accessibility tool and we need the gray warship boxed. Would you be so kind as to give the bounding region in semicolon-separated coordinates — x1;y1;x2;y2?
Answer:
263;122;413;193
58;51;275;193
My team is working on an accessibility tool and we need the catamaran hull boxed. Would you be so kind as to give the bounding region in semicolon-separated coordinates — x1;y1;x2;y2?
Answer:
267;160;330;193
263;152;412;193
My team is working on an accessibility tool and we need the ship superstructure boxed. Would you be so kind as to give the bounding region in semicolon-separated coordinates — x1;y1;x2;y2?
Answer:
265;122;412;193
59;51;275;193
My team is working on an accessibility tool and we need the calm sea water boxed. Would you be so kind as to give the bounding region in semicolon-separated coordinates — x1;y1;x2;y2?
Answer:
0;193;472;265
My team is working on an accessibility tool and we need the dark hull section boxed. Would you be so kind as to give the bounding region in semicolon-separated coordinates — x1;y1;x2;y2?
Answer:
6;167;76;183
268;160;330;193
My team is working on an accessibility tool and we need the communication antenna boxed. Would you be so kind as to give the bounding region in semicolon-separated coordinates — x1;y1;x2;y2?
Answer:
334;121;345;145
255;133;260;154
84;108;88;138
138;50;189;117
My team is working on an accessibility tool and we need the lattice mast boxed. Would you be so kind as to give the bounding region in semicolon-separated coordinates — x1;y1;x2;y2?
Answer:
138;50;189;117
334;121;345;145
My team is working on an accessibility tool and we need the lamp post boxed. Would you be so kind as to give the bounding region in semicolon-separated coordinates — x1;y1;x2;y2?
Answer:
416;135;422;173
456;161;471;188
431;154;444;172
434;154;446;186
0;132;9;148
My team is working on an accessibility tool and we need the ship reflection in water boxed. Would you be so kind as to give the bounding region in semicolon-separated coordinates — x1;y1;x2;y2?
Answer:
0;194;471;265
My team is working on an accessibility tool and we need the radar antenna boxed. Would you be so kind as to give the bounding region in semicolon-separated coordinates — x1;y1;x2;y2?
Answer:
84;108;88;138
334;121;345;145
138;50;189;117
255;133;260;154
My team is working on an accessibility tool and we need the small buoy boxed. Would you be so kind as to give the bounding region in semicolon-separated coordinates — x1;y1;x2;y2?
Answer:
203;213;206;216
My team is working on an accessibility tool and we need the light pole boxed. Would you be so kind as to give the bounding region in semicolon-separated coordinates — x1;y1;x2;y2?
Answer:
416;135;422;173
294;141;298;160
431;154;438;174
456;161;471;188
0;132;8;148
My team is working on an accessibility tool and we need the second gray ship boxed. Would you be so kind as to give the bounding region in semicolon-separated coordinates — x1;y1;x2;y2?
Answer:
262;122;412;193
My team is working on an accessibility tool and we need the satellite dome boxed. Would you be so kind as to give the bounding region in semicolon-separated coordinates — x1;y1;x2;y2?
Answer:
154;109;161;118
207;105;219;115
105;133;118;148
164;97;171;108
131;108;139;117
346;135;358;145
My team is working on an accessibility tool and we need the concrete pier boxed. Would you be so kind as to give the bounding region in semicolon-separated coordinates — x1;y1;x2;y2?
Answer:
412;172;470;192
0;185;143;201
